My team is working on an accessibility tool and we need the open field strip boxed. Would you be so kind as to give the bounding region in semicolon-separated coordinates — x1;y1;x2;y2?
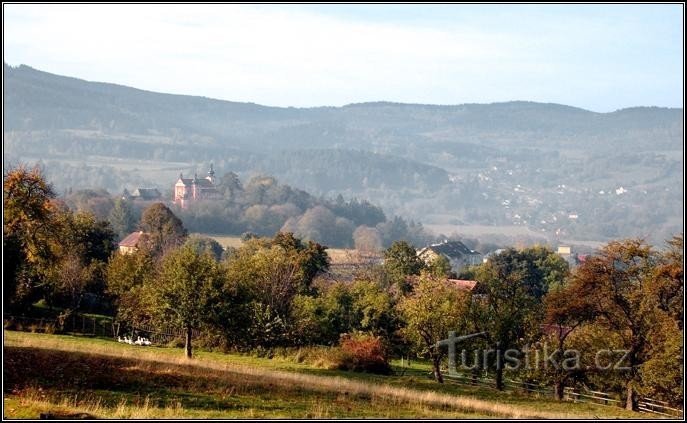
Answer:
4;332;641;419
196;234;244;249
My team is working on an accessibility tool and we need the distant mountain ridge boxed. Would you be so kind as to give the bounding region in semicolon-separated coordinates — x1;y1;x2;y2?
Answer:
5;64;681;146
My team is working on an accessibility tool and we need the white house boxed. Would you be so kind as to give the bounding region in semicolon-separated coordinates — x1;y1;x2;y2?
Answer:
417;240;483;275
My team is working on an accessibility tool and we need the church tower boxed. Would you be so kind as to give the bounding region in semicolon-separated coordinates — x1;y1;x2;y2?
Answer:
206;163;216;184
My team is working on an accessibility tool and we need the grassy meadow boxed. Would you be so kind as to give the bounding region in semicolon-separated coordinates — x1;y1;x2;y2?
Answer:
3;331;646;419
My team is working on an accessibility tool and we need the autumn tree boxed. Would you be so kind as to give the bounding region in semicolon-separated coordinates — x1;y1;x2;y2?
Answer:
353;225;383;252
564;238;682;410
153;246;224;358
652;234;683;328
64;189;114;221
639;317;683;406
383;240;425;294
184;234;224;261
3;164;58;311
470;246;566;390
292;277;399;347
49;252;94;312
271;231;329;293
139;202;187;257
47;210;116;311
106;249;156;326
4;165;117;314
537;283;596;400
225;241;302;347
638;234;684;406
349;279;398;340
221;233;329;348
398;273;471;383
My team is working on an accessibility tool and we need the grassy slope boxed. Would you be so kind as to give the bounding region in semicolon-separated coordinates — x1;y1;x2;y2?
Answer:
3;332;644;419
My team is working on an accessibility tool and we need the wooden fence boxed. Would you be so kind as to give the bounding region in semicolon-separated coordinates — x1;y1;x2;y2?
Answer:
3;315;197;346
117;322;200;345
440;370;682;418
442;371;554;396
637;397;684;417
3;314;112;337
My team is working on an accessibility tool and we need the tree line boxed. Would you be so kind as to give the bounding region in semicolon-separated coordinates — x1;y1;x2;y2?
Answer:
58;169;435;249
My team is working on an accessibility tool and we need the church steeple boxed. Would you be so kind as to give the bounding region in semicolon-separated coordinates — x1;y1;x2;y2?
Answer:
207;163;215;184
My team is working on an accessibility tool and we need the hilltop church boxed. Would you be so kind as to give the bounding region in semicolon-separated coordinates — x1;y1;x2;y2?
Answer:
173;165;221;208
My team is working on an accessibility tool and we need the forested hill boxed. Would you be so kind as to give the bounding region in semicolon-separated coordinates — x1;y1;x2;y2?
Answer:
4;64;681;152
3;63;684;245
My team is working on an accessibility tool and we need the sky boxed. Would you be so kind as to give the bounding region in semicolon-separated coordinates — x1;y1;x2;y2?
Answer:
3;4;684;112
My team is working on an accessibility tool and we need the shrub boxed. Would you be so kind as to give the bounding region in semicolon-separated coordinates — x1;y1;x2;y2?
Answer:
338;333;392;375
315;346;351;370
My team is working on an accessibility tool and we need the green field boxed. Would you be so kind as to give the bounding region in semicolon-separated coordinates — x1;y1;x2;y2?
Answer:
2;332;646;419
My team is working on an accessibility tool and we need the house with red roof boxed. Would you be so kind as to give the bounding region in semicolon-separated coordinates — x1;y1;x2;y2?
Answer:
118;231;144;254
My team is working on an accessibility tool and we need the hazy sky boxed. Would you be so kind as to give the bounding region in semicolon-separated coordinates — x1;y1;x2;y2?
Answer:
3;4;684;112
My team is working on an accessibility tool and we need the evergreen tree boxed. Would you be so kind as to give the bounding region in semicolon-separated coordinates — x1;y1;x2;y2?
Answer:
109;198;136;240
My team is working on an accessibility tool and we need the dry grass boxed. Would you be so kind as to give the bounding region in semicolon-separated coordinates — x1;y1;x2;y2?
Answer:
7;387;186;419
3;332;642;419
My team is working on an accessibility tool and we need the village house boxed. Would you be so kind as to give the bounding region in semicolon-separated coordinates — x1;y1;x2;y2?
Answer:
482;248;506;263
173;164;221;208
118;231;144;254
556;245;589;268
447;279;479;291
130;188;162;201
121;187;162;201
417;240;483;275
